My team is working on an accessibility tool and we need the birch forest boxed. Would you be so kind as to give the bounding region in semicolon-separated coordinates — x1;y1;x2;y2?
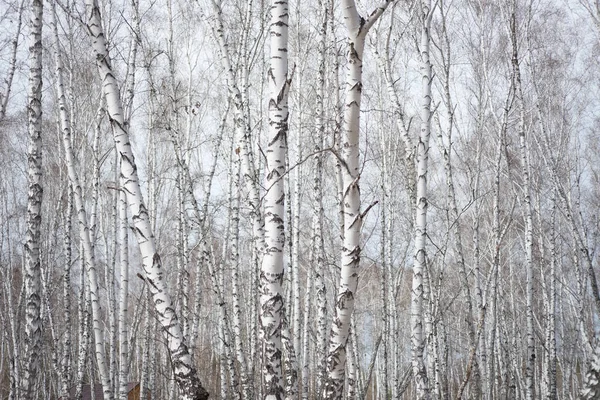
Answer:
1;0;600;399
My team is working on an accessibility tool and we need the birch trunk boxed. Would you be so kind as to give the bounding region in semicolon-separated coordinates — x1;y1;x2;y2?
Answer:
314;3;329;396
22;0;43;396
118;187;129;400
75;260;88;400
61;183;73;398
323;2;390;398
509;4;535;399
0;0;24;122
261;0;292;396
84;1;208;398
410;0;432;398
225;144;252;399
301;265;313;399
545;192;557;400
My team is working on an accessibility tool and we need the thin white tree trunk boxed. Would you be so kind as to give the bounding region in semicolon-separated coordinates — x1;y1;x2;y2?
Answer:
118;187;129;400
0;0;24;122
301;265;313;399
75;259;88;400
60;182;73;398
510;4;535;400
313;3;329;396
509;4;535;398
22;0;43;396
84;1;209;398
225;144;252;399
323;2;390;398
410;0;433;398
545;192;557;400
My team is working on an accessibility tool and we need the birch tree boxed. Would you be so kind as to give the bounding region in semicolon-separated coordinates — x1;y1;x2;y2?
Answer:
0;0;24;123
323;1;391;398
118;187;129;400
410;0;433;397
83;0;209;398
508;2;535;397
22;0;43;396
260;0;292;397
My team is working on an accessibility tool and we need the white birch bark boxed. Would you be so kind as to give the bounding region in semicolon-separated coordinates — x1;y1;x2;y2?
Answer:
0;0;24;123
509;4;535;398
6;272;22;400
301;265;313;400
290;136;302;400
84;1;208;398
224;143;252;399
261;0;292;396
313;3;329;395
60;183;73;398
118;187;129;400
582;343;600;400
139;291;152;400
378;136;390;400
282;314;299;400
75;261;88;400
545;192;557;400
22;0;43;396
323;2;390;398
410;0;433;398
117;16;139;391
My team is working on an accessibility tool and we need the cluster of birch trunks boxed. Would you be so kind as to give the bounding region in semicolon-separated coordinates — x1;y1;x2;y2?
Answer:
2;0;600;399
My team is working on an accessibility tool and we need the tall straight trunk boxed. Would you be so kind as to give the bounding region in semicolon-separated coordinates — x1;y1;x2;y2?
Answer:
545;192;557;400
84;1;208;398
22;0;43;396
410;0;432;398
378;137;390;400
509;4;535;398
261;0;292;397
139;291;152;400
224;144;252;399
314;2;329;396
61;183;73;398
290;129;302;399
75;257;88;400
6;273;22;400
323;2;390;398
301;262;314;399
118;187;129;400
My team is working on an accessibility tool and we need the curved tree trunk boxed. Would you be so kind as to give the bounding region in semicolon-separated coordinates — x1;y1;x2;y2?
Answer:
84;1;209;398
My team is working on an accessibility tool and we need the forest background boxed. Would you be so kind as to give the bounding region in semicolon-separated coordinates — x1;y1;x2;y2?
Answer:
1;0;600;399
